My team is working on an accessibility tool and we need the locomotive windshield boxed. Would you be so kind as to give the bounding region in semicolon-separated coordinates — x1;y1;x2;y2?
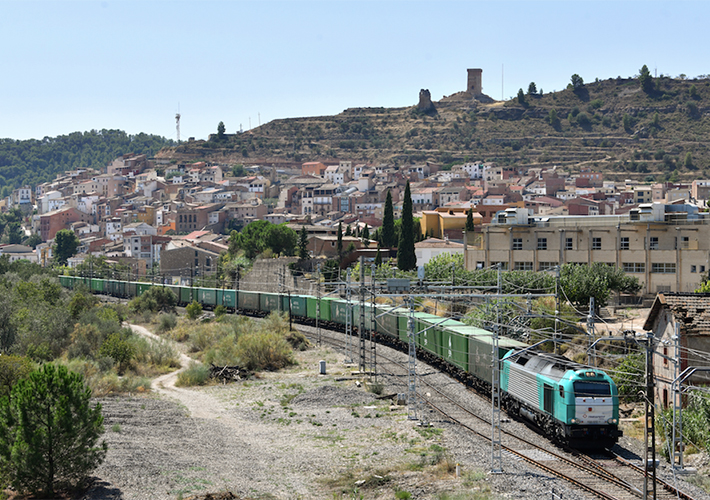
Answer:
573;381;611;397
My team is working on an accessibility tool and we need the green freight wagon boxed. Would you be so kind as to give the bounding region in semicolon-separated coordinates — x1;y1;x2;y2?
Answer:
468;330;527;383
376;305;401;341
197;288;217;307
136;282;152;297
330;299;351;326
319;297;333;321
260;292;281;313
414;312;447;357
216;289;237;309
287;295;308;319
180;286;193;305
238;291;260;311
440;325;473;372
306;296;319;320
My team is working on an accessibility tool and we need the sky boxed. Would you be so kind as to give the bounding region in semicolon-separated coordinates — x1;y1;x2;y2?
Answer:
1;0;708;141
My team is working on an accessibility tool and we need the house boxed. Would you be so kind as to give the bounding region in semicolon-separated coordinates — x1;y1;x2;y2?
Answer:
39;207;93;242
415;238;464;267
160;245;220;279
643;292;710;408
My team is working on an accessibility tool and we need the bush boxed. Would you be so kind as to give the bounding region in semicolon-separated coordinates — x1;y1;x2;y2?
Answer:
235;331;295;371
186;301;203;320
130;336;179;369
0;364;107;496
99;332;135;372
129;287;177;314
176;362;211;387
214;305;227;318
0;355;34;398
157;312;178;333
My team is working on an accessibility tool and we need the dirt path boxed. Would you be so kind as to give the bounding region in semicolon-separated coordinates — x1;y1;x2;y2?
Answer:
126;324;228;421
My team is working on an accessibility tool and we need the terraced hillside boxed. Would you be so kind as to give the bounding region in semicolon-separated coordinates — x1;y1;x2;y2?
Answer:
157;74;710;181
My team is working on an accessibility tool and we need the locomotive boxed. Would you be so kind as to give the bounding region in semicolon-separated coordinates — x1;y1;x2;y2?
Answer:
59;275;621;448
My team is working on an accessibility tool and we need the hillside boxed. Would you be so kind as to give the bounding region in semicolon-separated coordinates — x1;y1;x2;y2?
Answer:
158;74;710;182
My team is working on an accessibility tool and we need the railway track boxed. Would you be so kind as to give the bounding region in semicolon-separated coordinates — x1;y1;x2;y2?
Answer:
303;326;698;500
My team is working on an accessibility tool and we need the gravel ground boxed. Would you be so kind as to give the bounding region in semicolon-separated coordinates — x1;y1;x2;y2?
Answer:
76;322;710;500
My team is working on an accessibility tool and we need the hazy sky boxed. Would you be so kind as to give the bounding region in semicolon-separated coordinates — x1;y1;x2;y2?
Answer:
1;0;707;141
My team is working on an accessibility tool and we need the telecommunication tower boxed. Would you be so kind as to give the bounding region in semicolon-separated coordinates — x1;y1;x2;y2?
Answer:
175;111;181;143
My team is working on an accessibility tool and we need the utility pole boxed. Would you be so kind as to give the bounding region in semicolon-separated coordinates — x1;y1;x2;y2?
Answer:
643;335;657;500
554;266;561;355
359;256;366;373
345;269;353;364
587;296;596;366
316;264;321;346
407;297;418;421
672;323;682;469
491;264;503;473
370;263;377;383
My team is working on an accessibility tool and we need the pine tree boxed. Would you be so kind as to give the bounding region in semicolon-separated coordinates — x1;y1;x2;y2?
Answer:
336;222;343;258
298;226;309;260
374;246;382;267
382;190;395;248
397;181;416;271
0;364;107;496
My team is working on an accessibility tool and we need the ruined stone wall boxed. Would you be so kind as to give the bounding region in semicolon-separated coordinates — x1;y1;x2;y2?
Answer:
467;68;482;95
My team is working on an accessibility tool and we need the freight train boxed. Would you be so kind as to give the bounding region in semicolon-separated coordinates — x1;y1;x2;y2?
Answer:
59;275;621;448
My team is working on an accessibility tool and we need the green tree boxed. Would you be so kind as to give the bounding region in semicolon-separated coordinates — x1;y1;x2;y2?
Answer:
128;286;177;314
517;88;526;105
570;73;584;93
611;352;644;402
560;263;641;310
53;229;79;266
397;181;416;271
623;113;632;131
690;84;699;99
381;190;395;248
527;82;537;95
337;222;343;258
361;224;370;244
465;208;475;232
231;164;246;177
24;233;42;249
0;363;106;496
639;64;654;94
228;221;297;259
0;355;33;399
298;226;309;260
186;300;203;320
685;152;693;169
99;332;135;372
217;121;226;141
548;108;559;127
374;246;382;267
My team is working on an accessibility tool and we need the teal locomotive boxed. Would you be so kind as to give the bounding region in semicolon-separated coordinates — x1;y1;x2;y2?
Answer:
59;275;621;448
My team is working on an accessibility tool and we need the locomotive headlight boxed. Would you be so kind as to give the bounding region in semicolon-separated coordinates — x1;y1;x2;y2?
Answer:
607;418;618;424
570;418;578;424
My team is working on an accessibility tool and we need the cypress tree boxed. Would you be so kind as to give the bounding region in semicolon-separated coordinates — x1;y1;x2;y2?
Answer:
382;190;395;248
298;226;309;260
336;222;343;258
374;246;382;267
397;181;416;271
466;208;475;232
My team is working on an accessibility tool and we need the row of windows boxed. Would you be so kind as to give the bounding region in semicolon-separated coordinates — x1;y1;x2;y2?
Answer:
483;261;703;275
512;236;692;251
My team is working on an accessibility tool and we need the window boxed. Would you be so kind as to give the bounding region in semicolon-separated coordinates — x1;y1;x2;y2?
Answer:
651;262;676;273
680;236;690;249
512;238;522;250
514;261;533;271
663;346;668;366
702;266;706;273
620;237;629;250
592;237;602;250
623;262;645;273
539;262;556;271
649;237;659;250
491;262;509;270
692;265;697;273
537;238;547;250
565;238;573;250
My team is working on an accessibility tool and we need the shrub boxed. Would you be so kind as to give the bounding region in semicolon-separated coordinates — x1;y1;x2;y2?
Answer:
0;364;107;496
185;301;203;320
176;362;211;387
99;332;135;372
0;355;34;398
235;331;294;371
129;287;177;314
157;312;178;333
214;305;227;318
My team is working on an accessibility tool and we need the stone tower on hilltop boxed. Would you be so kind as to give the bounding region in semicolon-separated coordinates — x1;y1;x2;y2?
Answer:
467;68;482;95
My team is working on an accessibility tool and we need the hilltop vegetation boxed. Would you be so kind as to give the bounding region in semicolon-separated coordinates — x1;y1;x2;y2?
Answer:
0;129;173;195
160;68;710;182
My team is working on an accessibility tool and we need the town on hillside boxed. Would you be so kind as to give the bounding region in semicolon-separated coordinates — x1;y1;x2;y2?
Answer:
3;152;710;300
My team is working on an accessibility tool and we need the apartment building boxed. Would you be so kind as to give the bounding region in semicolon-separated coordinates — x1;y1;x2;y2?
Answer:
465;204;710;296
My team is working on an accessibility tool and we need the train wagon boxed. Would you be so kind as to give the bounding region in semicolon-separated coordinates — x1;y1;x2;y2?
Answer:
238;291;260;311
197;287;217;308
216;288;237;309
286;294;308;318
330;299;352;326
260;292;281;313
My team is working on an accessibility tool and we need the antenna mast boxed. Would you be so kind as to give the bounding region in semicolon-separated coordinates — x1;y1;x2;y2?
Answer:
175;106;181;143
